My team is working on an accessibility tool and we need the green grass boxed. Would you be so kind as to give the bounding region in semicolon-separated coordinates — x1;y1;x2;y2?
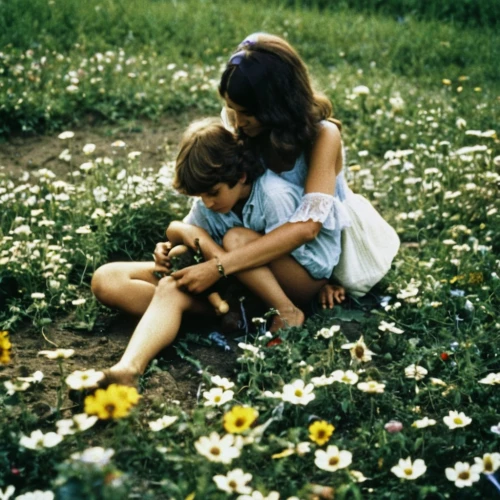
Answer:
1;0;500;498
0;0;498;135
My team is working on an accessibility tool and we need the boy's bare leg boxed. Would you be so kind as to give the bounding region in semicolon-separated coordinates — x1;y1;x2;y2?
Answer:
102;277;212;386
91;261;160;316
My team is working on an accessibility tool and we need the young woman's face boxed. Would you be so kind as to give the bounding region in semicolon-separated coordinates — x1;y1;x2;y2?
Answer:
224;94;264;137
199;179;247;214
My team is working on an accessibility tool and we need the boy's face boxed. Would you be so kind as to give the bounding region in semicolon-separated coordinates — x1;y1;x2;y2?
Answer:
199;179;247;214
224;93;264;137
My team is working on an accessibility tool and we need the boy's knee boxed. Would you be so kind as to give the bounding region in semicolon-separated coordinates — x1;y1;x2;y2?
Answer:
155;276;178;297
222;227;256;251
91;263;120;305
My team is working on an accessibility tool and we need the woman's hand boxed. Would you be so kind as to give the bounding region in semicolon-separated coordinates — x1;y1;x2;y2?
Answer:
153;241;172;273
171;259;220;294
318;283;345;309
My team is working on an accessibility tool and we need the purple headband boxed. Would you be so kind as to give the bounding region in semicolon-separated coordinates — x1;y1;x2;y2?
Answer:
227;47;278;93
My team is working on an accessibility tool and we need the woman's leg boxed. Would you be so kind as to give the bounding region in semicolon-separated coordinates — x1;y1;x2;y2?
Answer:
222;228;327;328
103;276;212;385
91;261;160;316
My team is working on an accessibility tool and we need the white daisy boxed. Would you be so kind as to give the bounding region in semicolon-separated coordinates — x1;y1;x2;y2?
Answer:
148;415;179;432
445;461;481;488
411;417;437;429
315;325;341;339
20;430;63;450
378;321;404;334
14;491;54;500
479;373;500;385
38;349;75;359
357;381;385;394
71;447;115;466
210;375;235;390
0;485;15;500
202;387;234;407
314;445;352;472
4;380;31;396
213;468;252;494
56;414;98;436
17;371;44;383
331;369;359;385
404;364;428;380
473;453;500;474
195;432;241;464
65;369;104;390
281;379;315;405
341;336;375;363
391;457;427;480
443;410;472;429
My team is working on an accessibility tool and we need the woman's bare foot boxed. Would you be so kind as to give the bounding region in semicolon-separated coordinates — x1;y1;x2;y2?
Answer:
318;284;346;309
269;306;305;333
98;365;140;388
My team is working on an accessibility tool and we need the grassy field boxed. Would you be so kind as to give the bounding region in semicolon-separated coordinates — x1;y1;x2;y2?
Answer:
0;0;499;498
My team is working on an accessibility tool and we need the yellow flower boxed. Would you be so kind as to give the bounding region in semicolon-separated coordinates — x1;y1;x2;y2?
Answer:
0;330;12;364
467;272;483;285
442;79;452;85
223;406;258;434
309;420;335;446
84;384;140;420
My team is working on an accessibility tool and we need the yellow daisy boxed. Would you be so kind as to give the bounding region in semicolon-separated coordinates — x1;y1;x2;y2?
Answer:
309;420;335;446
84;384;140;420
0;330;12;364
223;406;258;434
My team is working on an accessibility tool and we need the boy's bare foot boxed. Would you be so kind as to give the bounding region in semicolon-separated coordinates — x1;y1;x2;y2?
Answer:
98;366;140;388
269;306;305;333
318;284;346;309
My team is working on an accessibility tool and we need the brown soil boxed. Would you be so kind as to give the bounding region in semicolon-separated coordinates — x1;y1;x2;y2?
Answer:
0;113;200;178
0;313;241;417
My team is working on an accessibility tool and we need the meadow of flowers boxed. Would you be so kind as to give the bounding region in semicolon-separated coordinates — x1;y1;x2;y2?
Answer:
1;0;500;498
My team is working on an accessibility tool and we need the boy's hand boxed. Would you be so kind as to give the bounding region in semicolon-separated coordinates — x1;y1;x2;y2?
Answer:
153;241;172;272
318;284;345;309
171;259;220;294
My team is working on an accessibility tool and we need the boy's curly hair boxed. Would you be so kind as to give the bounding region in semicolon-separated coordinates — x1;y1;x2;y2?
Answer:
173;118;264;195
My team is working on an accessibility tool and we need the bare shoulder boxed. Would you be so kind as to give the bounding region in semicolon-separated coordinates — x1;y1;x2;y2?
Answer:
317;120;341;143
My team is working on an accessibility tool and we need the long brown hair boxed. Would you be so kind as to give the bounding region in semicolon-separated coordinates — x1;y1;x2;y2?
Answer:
219;33;341;161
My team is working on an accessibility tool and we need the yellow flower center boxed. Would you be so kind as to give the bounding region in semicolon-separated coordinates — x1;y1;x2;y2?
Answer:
214;395;221;402
105;404;116;416
404;468;413;476
329;457;339;466
228;480;237;489
210;446;221;456
295;389;303;397
234;417;246;428
355;346;365;359
484;457;493;472
458;471;470;480
453;418;463;425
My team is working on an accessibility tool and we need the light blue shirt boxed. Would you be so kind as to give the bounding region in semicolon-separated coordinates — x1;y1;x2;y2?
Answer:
183;170;341;279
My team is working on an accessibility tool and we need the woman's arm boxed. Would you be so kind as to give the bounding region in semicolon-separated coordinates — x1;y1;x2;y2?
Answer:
171;123;342;294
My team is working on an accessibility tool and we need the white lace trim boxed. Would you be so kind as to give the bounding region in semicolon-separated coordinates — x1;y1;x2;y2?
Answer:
289;192;351;230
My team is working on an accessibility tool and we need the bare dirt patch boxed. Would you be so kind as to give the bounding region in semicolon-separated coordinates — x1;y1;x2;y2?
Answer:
0;113;201;178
